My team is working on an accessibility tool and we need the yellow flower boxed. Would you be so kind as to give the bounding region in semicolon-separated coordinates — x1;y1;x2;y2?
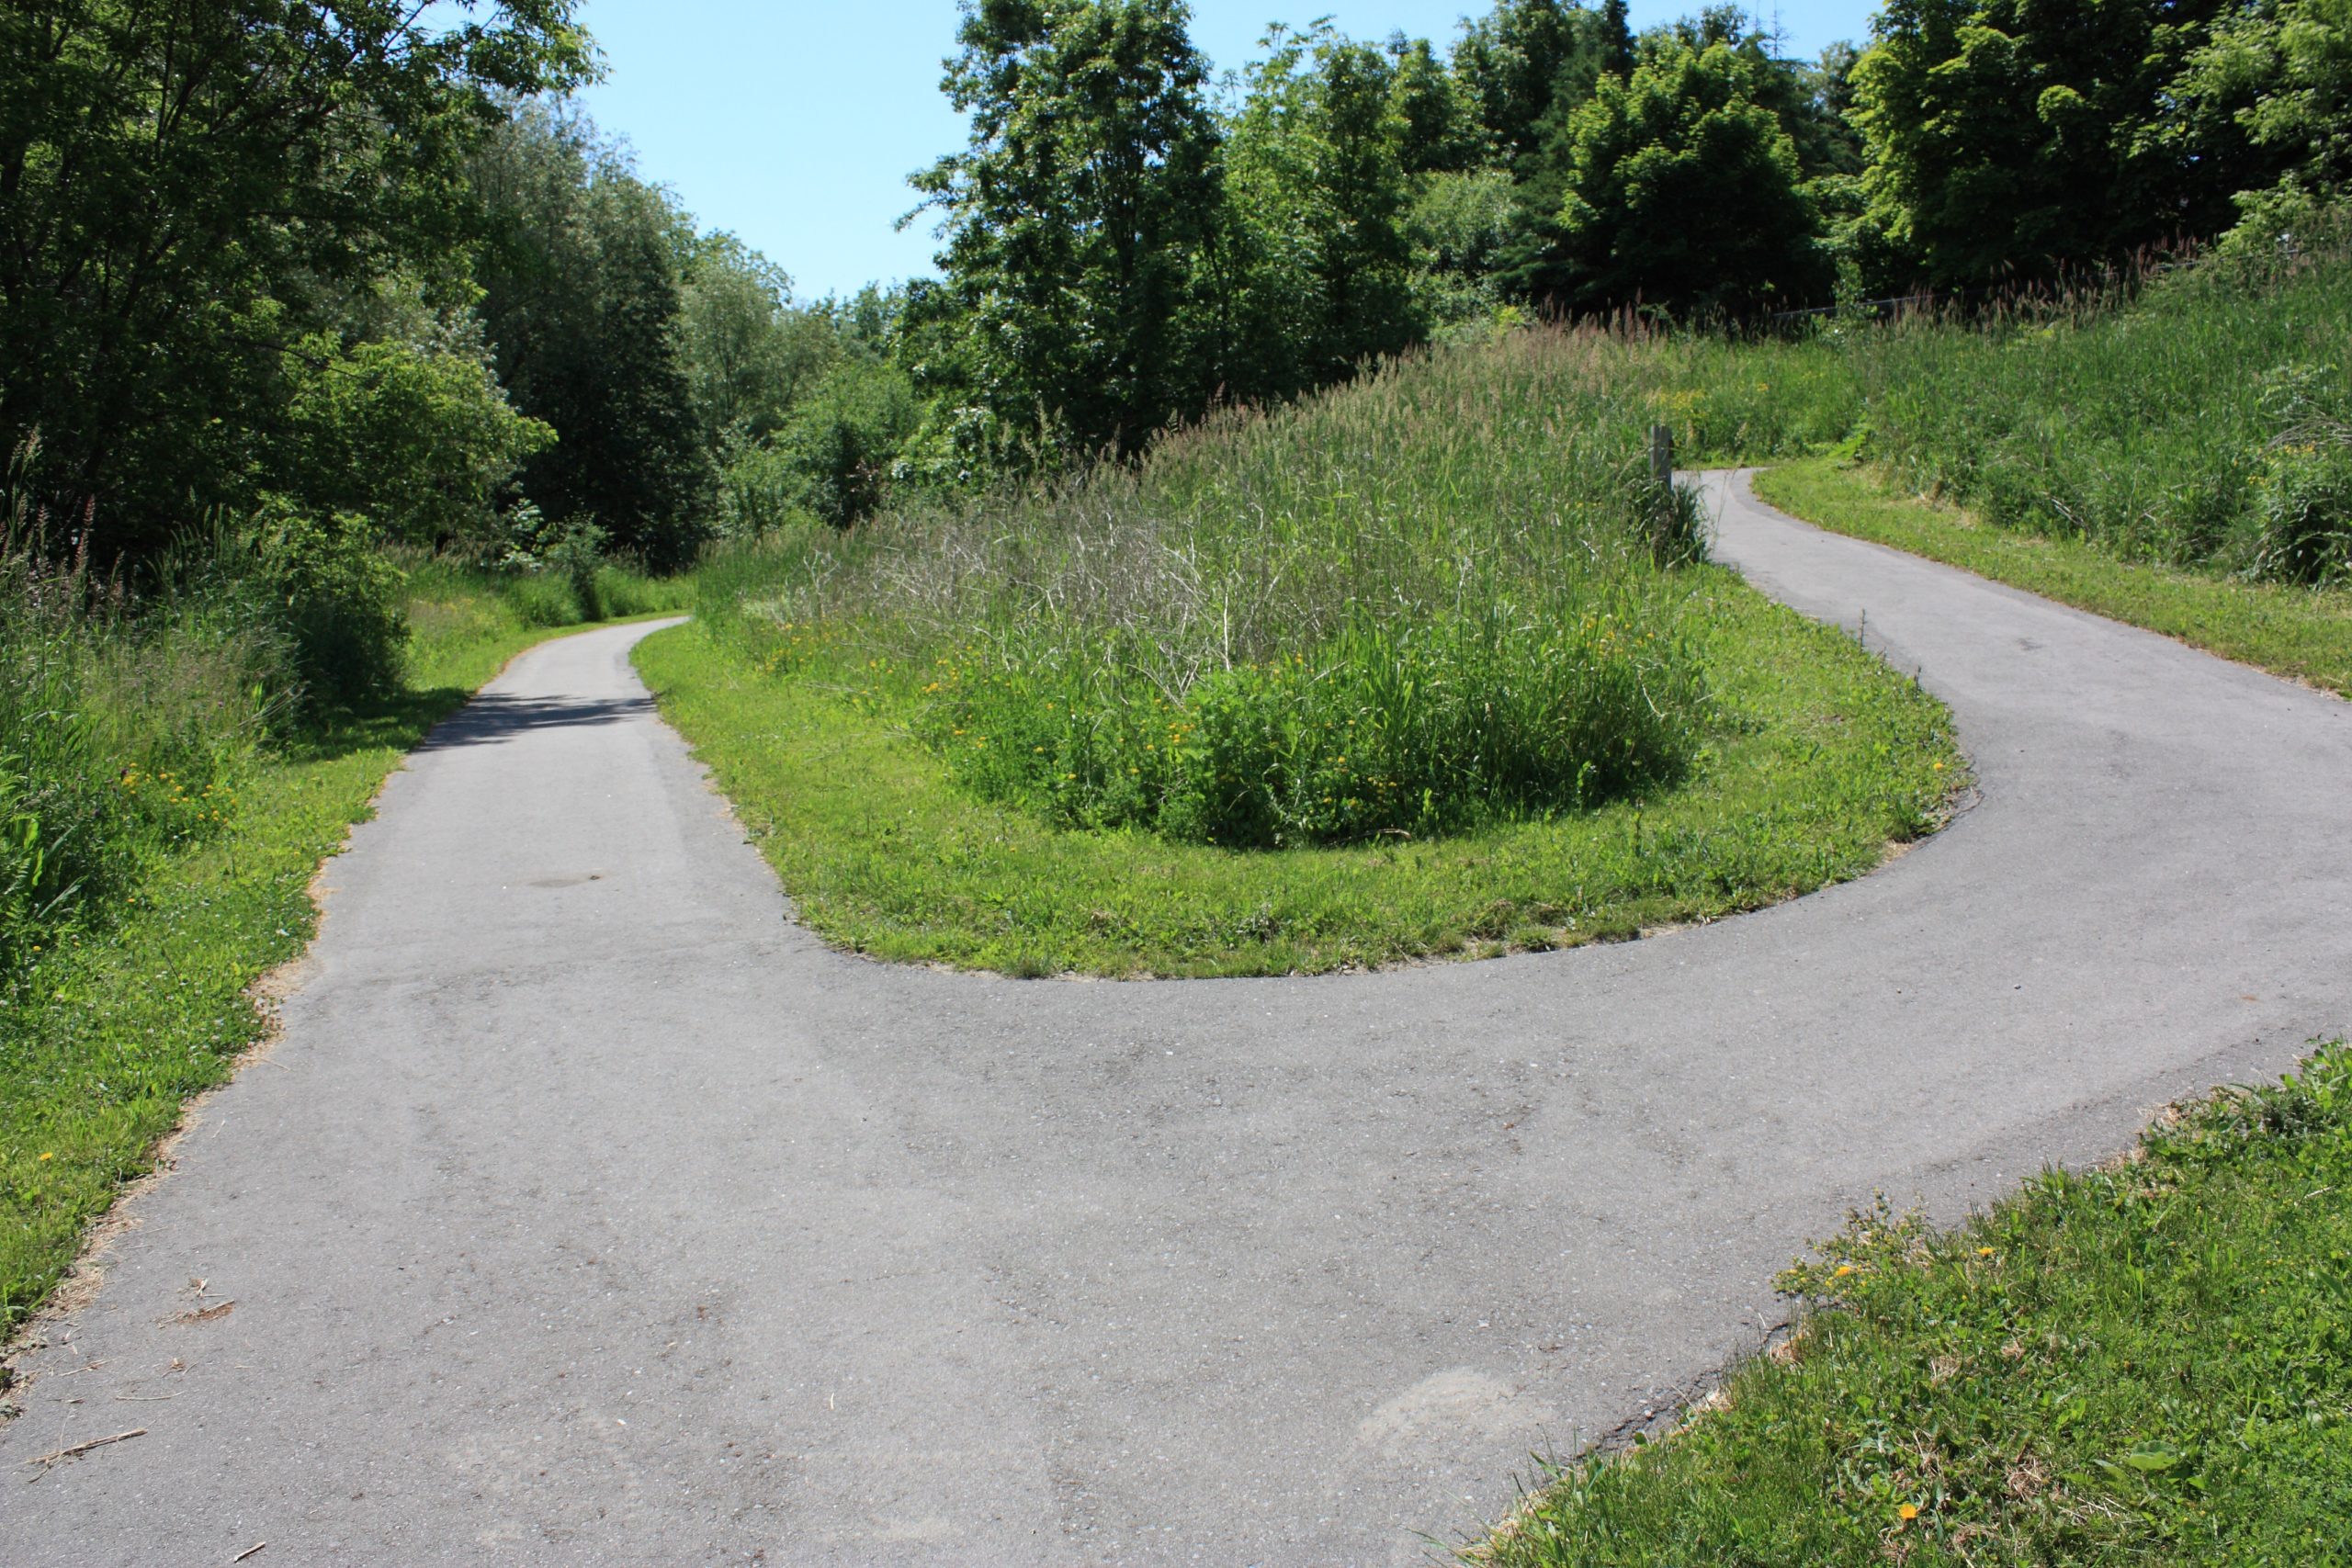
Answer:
37;1152;52;1161
1897;1503;1919;1523
1977;1246;1996;1258
1834;1264;1857;1277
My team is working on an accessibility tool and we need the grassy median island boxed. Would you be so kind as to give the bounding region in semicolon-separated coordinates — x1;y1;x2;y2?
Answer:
0;561;688;1338
639;331;1959;978
1474;1042;2352;1567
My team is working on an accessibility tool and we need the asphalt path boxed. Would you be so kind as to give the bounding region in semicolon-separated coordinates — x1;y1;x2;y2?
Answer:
5;471;2347;1565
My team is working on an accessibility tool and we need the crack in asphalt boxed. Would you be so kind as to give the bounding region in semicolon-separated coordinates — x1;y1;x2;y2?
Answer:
3;470;2346;1565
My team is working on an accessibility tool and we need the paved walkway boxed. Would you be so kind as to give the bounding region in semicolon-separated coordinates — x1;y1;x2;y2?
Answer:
5;472;2346;1565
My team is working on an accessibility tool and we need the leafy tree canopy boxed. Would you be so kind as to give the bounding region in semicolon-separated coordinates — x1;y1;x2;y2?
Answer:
1850;0;2249;289
0;0;593;559
910;0;1226;462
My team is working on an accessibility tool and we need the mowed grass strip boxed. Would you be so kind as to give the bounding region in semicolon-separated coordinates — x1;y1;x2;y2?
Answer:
1756;458;2352;697
1472;1043;2352;1568
0;588;684;1339
634;570;1956;979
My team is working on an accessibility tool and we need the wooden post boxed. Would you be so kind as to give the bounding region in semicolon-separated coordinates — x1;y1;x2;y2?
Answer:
1646;424;1676;562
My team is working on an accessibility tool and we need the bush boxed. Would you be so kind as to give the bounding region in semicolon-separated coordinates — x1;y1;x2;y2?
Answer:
774;361;922;527
247;503;410;707
922;607;1703;848
714;438;814;537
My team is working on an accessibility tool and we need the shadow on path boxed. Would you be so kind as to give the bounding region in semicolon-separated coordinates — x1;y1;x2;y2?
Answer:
415;690;655;751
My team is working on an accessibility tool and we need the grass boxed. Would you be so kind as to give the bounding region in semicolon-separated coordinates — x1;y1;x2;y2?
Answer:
0;562;686;1340
644;324;1956;977
1755;458;2352;698
637;564;1953;977
1474;1042;2352;1567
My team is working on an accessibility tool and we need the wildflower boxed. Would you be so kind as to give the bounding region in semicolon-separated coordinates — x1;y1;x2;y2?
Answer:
1834;1264;1856;1277
1897;1503;1918;1523
1933;761;1946;772
37;1152;51;1162
1976;1246;1995;1258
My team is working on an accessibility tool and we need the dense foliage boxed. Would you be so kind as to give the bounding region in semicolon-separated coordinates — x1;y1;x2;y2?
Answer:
7;0;2349;593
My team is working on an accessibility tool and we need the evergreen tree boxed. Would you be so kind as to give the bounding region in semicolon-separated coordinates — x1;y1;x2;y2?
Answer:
1386;35;1489;175
1452;0;1596;163
1524;39;1830;314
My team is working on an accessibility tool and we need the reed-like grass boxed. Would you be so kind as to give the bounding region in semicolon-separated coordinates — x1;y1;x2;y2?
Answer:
700;332;1723;849
0;544;283;973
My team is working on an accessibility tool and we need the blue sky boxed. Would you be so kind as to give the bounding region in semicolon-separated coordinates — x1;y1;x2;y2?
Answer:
571;0;1879;302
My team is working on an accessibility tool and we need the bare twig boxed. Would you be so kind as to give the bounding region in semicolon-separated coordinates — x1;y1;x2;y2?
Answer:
22;1427;145;1472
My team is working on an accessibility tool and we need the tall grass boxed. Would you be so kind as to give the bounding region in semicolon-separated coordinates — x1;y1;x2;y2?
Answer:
698;331;1714;848
0;537;284;974
1615;250;2352;583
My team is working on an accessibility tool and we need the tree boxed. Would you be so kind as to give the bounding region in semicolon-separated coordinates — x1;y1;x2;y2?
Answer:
678;235;837;451
1451;0;1595;163
1224;23;1421;396
2175;0;2352;231
1850;0;2245;289
1386;35;1488;175
469;104;711;569
1526;39;1830;315
0;0;590;561
274;289;553;551
910;0;1226;462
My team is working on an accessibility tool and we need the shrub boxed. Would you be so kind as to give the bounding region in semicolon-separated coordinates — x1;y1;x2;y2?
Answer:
247;503;410;707
921;606;1702;848
773;361;922;527
2253;364;2352;584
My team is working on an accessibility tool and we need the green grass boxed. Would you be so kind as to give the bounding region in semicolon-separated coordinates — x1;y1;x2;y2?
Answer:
0;571;684;1340
1475;1043;2352;1567
635;568;1955;977
1756;457;2352;697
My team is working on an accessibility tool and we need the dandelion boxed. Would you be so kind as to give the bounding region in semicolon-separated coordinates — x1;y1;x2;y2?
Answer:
1834;1264;1857;1277
1897;1503;1918;1523
1976;1246;1995;1257
37;1152;52;1161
